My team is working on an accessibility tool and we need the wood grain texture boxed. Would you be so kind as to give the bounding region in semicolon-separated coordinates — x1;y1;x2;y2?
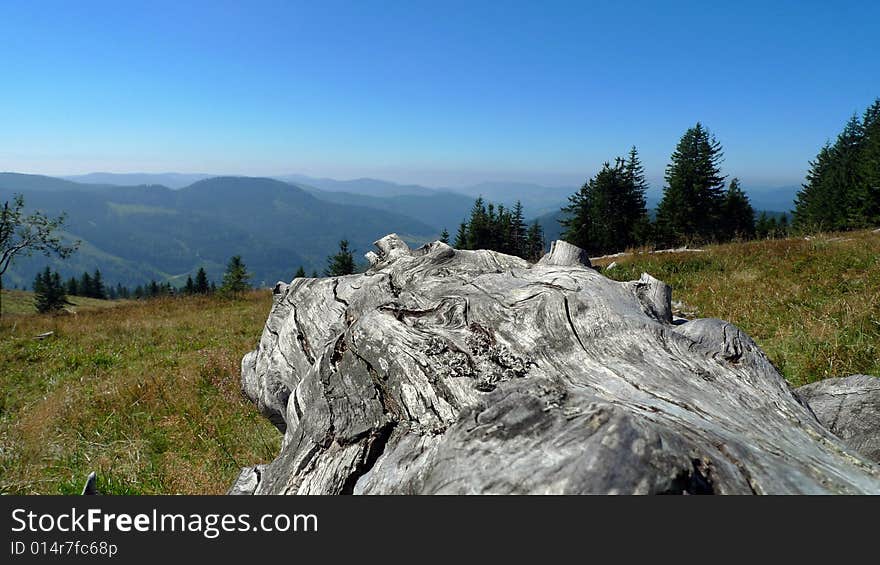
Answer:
232;235;880;494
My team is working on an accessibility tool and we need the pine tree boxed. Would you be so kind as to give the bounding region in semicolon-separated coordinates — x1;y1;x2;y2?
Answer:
720;178;756;240
221;255;252;295
148;280;160;297
325;240;356;276
194;267;210;294
294;266;307;278
655;123;727;245
34;267;69;313
439;228;449;244
92;269;107;299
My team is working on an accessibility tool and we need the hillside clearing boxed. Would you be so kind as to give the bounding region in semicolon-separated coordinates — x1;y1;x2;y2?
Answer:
1;230;878;494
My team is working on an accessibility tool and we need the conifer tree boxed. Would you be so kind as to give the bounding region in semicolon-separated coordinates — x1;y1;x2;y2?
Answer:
65;276;78;296
221;255;252;295
194;267;210;294
720;178;756;240
794;99;880;231
439;228;449;244
524;220;545;261
622;147;651;244
184;275;195;295
755;212;771;239
560;157;648;255
510;201;527;256
325;240;356;276
79;271;94;298
92;269;107;299
655;123;727;245
294;266;307;278
857;99;880;226
453;222;468;248
33;267;69;313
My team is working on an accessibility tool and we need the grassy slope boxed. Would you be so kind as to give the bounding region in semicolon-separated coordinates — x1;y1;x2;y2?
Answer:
1;230;878;494
0;291;279;494
598;228;880;386
1;289;129;316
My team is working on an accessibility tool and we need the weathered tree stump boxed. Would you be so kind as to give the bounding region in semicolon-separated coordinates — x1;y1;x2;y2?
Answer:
232;235;880;494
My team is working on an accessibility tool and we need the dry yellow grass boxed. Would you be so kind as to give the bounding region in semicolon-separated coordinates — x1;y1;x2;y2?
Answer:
599;229;880;386
0;291;279;494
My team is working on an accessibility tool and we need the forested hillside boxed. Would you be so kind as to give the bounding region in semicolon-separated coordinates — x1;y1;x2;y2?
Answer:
0;175;437;289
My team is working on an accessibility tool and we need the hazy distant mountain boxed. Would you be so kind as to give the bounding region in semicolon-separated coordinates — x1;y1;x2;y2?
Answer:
276;174;439;197
743;185;799;213
0;172;115;193
0;174;438;289
63;172;213;189
302;186;476;232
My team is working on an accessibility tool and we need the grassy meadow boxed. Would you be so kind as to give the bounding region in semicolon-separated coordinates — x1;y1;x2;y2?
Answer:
0;291;279;494
597;228;880;386
1;228;878;494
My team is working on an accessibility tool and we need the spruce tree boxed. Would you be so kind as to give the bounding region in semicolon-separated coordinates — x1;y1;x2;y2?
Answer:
194;267;210;294
79;272;94;298
524;221;545;262
622;146;651;245
184;275;195;295
65;276;78;296
559;177;595;252
720;178;756;240
561;158;645;255
510;201;527;256
794;100;880;232
34;267;69;313
92;269;107;299
655;123;727;245
221;255;252;295
294;266;307;278
325;240;356;276
453;222;468;248
857;99;880;226
755;212;770;239
439;228;449;244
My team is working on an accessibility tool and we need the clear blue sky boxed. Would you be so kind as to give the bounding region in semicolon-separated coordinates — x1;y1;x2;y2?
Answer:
1;0;878;188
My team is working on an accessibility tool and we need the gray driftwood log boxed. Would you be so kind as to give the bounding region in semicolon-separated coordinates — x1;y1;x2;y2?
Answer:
232;235;880;494
795;375;880;464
